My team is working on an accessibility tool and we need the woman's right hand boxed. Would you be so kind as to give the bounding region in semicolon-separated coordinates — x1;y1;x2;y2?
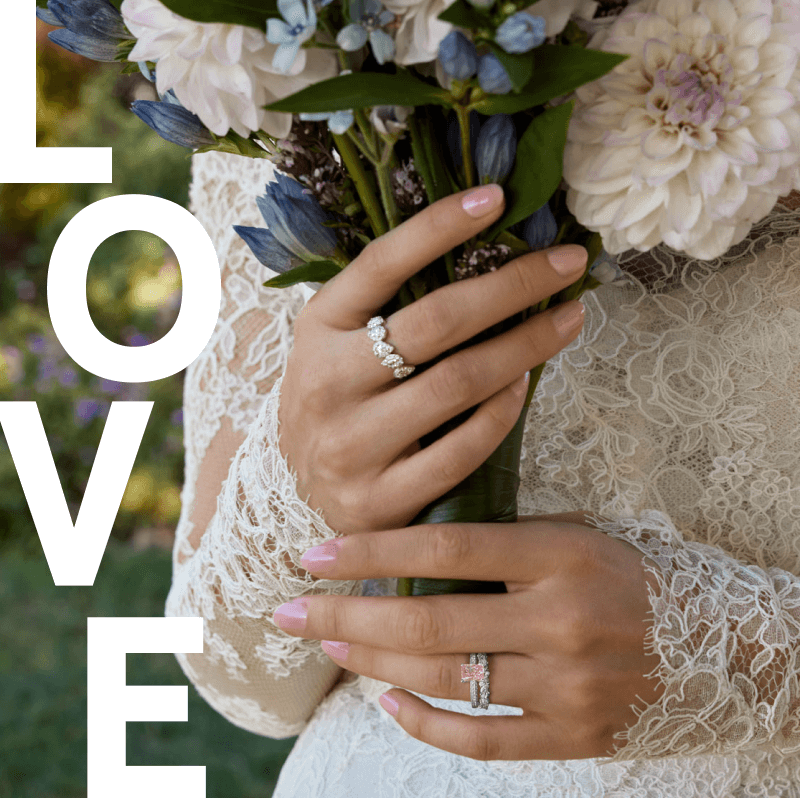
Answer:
277;184;588;535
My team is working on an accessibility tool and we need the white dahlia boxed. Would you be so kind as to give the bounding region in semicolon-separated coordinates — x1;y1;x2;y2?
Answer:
563;0;800;260
121;0;337;139
523;0;600;37
382;0;455;64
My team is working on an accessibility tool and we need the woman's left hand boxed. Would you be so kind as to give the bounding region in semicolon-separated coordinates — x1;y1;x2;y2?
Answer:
272;513;664;761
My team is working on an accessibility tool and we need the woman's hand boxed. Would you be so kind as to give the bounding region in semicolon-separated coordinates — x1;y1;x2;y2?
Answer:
271;515;664;761
278;185;588;535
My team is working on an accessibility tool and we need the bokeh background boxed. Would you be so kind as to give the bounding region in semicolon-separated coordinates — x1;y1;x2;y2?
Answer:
0;17;295;797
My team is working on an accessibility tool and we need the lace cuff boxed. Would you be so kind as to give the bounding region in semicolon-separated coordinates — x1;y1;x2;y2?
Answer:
588;510;800;761
166;375;362;737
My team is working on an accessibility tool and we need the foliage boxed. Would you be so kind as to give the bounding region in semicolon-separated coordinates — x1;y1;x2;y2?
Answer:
0;542;295;798
0;29;191;552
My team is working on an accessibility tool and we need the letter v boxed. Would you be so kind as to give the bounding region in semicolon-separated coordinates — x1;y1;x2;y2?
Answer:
0;401;153;585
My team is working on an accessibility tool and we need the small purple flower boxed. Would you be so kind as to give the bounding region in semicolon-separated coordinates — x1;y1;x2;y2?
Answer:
127;333;151;347
170;409;184;427
58;368;79;388
75;398;106;427
98;378;124;395
27;335;46;354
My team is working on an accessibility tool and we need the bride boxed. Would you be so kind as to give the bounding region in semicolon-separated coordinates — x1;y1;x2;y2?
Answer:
167;137;800;794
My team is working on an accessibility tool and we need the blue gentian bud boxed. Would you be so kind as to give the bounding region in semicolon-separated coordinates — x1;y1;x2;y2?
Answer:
495;12;546;54
437;31;478;81
253;173;338;262
523;203;558;251
37;0;128;62
232;227;296;274
131;101;216;149
477;53;513;94
446;111;481;174
474;114;516;185
588;250;624;284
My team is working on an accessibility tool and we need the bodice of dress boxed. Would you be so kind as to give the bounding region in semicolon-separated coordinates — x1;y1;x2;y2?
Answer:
167;149;800;797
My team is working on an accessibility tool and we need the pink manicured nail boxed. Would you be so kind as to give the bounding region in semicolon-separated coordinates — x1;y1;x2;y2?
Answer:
462;185;503;217
301;540;340;573
321;640;350;661
273;598;308;631
379;692;400;716
553;301;585;338
546;244;588;276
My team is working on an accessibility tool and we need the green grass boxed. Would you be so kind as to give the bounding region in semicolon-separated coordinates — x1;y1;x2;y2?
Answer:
0;542;296;798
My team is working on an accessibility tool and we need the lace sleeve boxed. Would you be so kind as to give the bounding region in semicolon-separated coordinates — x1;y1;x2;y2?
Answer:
592;510;800;761
164;151;362;738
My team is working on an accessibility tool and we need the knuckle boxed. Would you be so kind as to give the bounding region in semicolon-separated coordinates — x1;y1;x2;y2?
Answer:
464;728;501;761
559;607;594;656
429;657;458;699
321;599;348;642
427;525;472;572
432;446;467;488
483;389;524;433
413;297;457;352
431;354;478;408
397;604;440;653
506;256;541;301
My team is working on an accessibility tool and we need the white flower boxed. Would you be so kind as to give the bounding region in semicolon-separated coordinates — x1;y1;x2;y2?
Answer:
382;0;455;64
522;0;599;37
563;0;800;260
121;0;337;138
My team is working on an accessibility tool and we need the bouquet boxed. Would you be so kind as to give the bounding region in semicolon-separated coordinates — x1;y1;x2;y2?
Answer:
38;0;800;597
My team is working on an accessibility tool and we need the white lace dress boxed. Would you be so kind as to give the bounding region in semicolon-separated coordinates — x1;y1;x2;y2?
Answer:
167;149;800;797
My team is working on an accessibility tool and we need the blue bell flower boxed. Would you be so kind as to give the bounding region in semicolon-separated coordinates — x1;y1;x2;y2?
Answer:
522;203;558;250
336;0;396;65
446;111;481;175
299;110;355;134
474;114;516;185
437;31;477;81
239;173;339;265
131;100;216;149
495;12;546;54
232;227;296;275
477;53;513;94
267;0;318;74
36;0;128;62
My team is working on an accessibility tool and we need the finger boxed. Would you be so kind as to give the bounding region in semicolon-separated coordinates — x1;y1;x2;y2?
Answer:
382;300;584;453
301;519;596;585
378;689;560;761
378;374;529;522
316;185;505;327
382;244;588;367
319;642;530;708
272;593;531;654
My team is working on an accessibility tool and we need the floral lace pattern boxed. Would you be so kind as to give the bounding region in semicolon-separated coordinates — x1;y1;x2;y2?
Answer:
170;149;800;796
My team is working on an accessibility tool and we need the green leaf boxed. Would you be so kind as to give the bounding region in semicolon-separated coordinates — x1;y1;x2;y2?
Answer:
263;260;341;288
437;0;488;28
488;101;574;238
265;72;451;113
157;0;277;29
471;45;628;115
486;42;534;94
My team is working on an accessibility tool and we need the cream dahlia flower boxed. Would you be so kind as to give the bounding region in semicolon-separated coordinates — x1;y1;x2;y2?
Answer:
382;0;455;64
121;0;337;139
563;0;800;260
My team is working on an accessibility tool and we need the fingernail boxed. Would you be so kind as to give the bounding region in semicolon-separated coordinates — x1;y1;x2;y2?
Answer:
553;301;585;338
462;184;503;218
273;599;308;631
321;640;350;661
513;371;530;398
546;245;588;277
301;540;340;574
379;692;400;716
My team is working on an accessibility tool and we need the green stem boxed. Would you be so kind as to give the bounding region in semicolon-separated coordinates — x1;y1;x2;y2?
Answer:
333;132;388;238
408;111;438;205
355;108;379;159
376;158;401;229
346;127;377;161
455;105;475;189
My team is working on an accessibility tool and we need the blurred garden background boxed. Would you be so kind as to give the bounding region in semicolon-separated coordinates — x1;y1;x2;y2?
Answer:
0;15;295;797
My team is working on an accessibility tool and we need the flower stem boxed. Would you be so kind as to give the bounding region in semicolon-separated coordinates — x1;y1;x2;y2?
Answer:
455;105;475;189
376;142;401;229
333;132;388;238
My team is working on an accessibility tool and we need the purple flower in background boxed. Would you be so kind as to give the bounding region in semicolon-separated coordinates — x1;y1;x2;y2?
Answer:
170;409;184;427
58;368;79;388
127;333;151;347
75;399;106;427
16;280;36;302
27;335;46;354
98;378;124;395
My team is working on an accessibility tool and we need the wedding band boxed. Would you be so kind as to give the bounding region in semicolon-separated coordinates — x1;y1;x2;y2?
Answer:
461;653;490;710
367;316;415;380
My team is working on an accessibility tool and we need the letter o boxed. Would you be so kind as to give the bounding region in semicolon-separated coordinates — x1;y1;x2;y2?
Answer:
48;194;221;383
